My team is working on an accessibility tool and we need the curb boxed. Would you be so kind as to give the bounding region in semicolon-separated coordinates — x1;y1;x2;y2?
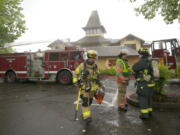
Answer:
127;93;180;109
167;79;180;85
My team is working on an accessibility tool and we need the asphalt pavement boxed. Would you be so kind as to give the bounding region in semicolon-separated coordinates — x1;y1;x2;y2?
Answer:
0;79;180;135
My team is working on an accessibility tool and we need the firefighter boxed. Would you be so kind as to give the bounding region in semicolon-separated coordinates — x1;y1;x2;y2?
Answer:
115;51;131;112
73;50;103;125
132;48;155;120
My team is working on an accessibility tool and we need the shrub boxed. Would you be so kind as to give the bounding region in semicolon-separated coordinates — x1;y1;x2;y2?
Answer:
177;64;180;79
99;67;116;76
154;65;172;95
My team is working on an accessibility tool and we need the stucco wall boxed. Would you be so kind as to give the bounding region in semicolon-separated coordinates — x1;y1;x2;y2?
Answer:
120;39;142;51
96;57;108;69
96;56;139;70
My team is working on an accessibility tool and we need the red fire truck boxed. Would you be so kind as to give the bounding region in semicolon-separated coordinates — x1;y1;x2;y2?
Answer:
0;47;85;84
151;38;180;69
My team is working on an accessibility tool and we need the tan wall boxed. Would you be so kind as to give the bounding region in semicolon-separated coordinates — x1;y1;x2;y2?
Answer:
120;39;142;51
127;56;139;67
96;56;140;70
96;57;108;69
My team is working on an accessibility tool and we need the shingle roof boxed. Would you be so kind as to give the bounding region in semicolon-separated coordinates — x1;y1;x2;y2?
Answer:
86;10;101;27
86;46;139;57
83;10;106;33
75;36;111;47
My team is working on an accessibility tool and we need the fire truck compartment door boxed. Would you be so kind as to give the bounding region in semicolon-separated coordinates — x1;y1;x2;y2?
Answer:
47;52;68;74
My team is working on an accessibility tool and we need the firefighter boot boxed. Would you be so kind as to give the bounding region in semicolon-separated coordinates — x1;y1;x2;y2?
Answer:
148;108;153;117
124;104;128;111
118;107;127;112
139;113;149;120
85;117;92;125
149;111;153;117
82;117;92;133
118;104;128;112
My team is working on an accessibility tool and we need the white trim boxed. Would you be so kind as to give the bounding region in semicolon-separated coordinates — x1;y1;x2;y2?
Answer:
16;71;28;74
0;71;5;74
45;71;57;74
0;71;27;74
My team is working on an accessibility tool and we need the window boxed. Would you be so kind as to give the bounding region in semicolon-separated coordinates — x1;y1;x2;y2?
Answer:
60;53;68;61
70;51;82;60
49;53;59;61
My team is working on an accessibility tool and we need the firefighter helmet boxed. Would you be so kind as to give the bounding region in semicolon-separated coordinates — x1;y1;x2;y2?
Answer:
138;48;149;56
87;50;98;59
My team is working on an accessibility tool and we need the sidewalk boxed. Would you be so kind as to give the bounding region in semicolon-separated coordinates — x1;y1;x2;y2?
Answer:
127;79;180;109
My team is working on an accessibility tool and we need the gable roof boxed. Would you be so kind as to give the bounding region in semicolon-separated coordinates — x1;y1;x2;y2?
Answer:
115;34;145;44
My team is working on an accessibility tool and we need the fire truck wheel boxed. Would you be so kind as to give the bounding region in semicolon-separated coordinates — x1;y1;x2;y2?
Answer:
5;71;17;83
57;70;72;85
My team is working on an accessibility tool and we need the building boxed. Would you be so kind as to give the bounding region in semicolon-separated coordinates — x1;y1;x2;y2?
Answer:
48;39;72;50
48;10;151;69
86;46;139;69
74;10;141;69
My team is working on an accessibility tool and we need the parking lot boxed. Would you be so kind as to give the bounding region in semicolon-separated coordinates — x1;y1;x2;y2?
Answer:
0;79;180;135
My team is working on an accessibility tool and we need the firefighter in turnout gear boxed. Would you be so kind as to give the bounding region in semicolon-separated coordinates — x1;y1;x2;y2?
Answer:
132;48;155;120
73;50;103;125
116;51;131;112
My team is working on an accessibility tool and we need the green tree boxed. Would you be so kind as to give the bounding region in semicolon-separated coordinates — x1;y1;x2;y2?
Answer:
129;0;180;24
0;47;14;53
0;0;26;53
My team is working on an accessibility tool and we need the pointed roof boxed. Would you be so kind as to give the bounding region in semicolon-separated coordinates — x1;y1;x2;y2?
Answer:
83;10;106;33
116;34;145;44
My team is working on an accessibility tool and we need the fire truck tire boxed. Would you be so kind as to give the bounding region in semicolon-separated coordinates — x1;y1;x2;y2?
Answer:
5;71;17;83
56;70;72;85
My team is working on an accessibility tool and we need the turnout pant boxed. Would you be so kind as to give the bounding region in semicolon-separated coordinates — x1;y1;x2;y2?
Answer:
80;90;95;120
137;81;154;117
117;83;128;108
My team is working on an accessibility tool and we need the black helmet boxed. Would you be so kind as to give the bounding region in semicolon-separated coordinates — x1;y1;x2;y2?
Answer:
138;48;149;56
118;50;128;58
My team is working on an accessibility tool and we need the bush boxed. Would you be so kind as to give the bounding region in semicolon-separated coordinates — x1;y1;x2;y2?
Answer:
154;65;172;95
0;48;14;54
99;67;116;76
177;64;180;79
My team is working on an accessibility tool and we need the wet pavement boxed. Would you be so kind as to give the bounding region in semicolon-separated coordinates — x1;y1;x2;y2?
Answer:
0;79;180;135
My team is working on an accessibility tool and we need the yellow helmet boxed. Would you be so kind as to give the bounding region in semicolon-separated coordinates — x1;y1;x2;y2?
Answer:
138;48;149;56
87;50;98;59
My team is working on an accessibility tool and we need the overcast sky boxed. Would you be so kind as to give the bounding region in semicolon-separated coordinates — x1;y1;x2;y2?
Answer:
14;0;179;52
